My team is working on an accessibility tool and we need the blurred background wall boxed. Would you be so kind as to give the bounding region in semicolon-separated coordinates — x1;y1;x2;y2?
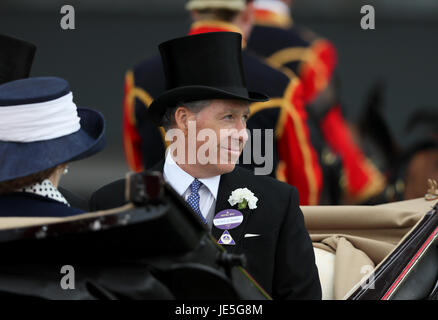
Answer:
1;0;437;197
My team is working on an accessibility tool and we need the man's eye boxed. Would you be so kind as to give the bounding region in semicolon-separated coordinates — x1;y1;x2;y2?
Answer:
242;114;249;122
223;114;233;120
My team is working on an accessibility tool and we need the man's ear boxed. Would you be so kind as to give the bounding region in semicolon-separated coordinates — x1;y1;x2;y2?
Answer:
174;106;190;132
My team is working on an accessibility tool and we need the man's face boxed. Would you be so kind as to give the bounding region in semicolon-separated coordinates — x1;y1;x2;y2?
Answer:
172;99;250;177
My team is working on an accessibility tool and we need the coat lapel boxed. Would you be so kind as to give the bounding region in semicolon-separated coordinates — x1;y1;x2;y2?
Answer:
155;160;251;251
212;169;251;252
212;175;232;241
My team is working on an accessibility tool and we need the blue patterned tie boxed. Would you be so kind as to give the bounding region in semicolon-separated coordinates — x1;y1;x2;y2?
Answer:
187;179;207;224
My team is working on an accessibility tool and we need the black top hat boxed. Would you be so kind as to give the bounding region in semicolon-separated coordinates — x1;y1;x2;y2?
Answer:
0;34;36;85
148;32;268;125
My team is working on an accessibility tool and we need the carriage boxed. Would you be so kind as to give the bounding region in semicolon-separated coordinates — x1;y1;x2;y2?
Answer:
0;172;436;300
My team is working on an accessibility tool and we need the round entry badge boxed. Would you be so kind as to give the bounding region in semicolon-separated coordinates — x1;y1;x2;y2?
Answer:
213;209;243;230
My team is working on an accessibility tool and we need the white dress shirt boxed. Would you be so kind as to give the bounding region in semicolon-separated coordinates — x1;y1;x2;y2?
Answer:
163;152;221;223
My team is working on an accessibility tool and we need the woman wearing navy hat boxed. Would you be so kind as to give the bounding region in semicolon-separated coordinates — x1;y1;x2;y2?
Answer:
0;76;105;217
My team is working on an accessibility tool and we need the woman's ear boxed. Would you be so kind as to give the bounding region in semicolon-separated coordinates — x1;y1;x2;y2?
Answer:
50;164;68;187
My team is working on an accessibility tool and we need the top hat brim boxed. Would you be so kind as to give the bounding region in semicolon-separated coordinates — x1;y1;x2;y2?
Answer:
148;85;269;125
0;107;106;183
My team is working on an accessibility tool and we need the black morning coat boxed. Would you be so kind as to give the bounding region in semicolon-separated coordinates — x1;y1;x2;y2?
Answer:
90;163;322;300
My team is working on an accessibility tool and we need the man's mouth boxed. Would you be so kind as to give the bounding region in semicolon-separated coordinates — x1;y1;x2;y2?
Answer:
221;147;241;156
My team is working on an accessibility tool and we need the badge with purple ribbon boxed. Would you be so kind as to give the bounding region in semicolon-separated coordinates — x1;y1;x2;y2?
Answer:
214;209;243;246
213;209;243;230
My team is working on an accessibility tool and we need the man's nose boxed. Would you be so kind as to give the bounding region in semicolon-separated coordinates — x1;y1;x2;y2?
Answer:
233;119;248;143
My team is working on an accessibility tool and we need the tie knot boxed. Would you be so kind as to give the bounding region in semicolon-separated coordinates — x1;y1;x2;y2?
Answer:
190;179;202;193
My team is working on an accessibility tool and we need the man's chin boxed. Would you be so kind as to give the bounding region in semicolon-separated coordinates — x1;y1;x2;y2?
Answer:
215;163;236;175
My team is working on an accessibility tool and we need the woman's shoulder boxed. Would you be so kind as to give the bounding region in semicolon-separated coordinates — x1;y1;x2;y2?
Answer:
0;192;85;217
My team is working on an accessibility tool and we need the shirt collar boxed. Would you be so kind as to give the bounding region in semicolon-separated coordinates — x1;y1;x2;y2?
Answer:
163;151;221;199
20;179;70;206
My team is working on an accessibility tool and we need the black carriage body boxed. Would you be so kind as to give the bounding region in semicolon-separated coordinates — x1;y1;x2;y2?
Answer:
0;173;269;300
348;202;438;300
0;173;436;300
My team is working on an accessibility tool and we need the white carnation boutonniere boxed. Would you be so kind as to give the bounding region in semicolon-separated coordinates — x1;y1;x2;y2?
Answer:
228;188;258;210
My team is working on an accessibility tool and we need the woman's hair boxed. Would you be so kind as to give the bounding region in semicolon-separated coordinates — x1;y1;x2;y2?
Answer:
0;166;58;195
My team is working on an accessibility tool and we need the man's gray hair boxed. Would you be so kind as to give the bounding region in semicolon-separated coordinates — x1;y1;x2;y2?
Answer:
161;100;211;130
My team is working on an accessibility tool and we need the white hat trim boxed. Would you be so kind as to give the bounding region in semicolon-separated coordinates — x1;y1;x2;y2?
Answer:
0;92;81;142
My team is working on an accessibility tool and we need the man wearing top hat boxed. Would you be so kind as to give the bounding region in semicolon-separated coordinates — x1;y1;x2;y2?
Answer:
123;0;323;205
92;32;321;300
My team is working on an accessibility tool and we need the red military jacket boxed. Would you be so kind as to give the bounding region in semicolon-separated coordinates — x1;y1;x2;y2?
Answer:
123;20;323;205
248;8;385;204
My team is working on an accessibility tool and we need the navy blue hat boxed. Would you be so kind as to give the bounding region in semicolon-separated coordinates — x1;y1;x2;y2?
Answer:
0;77;105;182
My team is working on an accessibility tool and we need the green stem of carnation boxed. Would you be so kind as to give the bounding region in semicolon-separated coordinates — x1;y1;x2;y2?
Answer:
238;199;248;210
